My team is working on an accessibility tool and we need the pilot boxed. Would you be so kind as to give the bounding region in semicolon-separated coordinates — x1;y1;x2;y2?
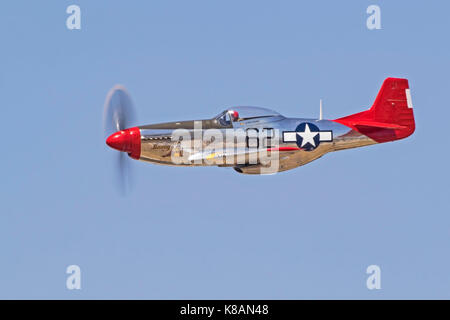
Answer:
228;110;239;122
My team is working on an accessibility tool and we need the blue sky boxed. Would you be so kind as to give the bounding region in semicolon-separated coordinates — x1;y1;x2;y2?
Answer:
0;0;449;299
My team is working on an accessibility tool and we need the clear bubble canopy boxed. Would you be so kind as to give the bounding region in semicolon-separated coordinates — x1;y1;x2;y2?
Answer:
215;106;282;121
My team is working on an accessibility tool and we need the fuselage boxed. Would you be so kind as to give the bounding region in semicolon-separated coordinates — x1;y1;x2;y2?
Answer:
135;113;375;173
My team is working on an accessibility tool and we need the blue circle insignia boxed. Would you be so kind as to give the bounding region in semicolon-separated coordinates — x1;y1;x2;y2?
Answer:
295;122;321;151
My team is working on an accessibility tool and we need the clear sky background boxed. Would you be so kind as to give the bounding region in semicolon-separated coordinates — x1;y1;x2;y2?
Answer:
1;0;449;299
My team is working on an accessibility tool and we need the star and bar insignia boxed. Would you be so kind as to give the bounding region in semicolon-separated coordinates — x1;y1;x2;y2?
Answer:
283;122;333;151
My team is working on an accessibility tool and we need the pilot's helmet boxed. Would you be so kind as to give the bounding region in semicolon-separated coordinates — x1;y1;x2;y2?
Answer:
228;110;239;121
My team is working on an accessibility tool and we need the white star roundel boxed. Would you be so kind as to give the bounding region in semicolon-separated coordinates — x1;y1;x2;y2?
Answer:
283;122;333;151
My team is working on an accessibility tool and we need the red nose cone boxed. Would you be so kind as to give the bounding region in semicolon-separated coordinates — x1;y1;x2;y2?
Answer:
106;127;141;159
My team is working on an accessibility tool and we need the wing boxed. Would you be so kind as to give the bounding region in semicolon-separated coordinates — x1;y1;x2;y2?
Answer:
188;147;264;164
232;146;331;175
188;147;303;173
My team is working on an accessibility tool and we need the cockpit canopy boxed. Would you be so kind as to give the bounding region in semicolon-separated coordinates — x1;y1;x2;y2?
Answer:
214;106;282;127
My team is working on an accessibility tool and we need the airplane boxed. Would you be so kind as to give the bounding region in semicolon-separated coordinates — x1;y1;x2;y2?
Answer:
104;77;415;179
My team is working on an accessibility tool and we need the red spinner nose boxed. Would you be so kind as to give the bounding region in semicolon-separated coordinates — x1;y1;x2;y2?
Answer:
106;127;141;159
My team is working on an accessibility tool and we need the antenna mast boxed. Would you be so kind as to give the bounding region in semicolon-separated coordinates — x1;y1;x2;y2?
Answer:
319;99;323;120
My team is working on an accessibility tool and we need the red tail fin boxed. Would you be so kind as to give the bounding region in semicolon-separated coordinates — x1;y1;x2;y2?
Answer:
334;78;415;143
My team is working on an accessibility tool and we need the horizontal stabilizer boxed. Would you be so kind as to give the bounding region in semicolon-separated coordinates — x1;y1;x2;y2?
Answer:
350;121;406;130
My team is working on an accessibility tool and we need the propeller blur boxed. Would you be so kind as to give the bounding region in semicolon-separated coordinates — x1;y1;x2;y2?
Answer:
103;85;137;193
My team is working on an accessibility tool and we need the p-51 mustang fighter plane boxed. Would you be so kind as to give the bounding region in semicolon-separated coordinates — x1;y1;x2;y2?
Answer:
104;78;415;177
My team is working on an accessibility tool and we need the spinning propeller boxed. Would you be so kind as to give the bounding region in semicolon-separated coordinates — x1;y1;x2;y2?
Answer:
103;85;138;194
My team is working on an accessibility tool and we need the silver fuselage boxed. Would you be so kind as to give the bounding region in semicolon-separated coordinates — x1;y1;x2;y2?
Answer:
136;115;375;174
